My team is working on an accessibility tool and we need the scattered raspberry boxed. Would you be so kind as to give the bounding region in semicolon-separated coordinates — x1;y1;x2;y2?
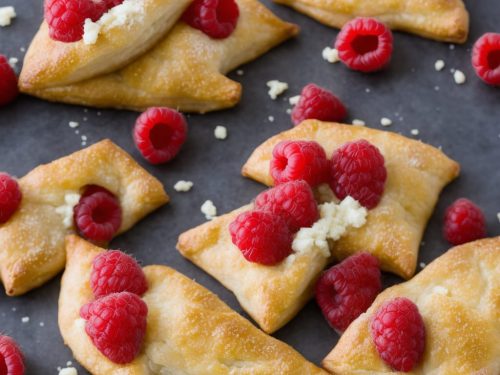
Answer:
0;173;22;224
0;335;25;375
182;0;239;39
371;297;425;372
443;198;486;245
91;250;148;298
329;140;386;209
80;292;148;364
133;107;188;165
270;141;330;187
291;84;347;126
335;17;393;72
0;55;19;106
255;180;318;232
229;210;292;265
315;253;381;332
472;33;500;86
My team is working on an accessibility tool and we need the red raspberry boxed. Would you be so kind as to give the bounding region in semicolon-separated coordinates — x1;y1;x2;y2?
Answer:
335;17;393;73
44;0;106;43
133;107;188;165
91;250;148;298
182;0;239;39
80;292;148;364
371;297;425;372
0;335;25;375
0;173;22;224
0;55;19;106
315;253;381;332
443;198;486;245
255;180;318;232
329;139;386;209
291;84;347;126
229;210;292;265
472;33;500;86
270;141;330;188
103;0;123;8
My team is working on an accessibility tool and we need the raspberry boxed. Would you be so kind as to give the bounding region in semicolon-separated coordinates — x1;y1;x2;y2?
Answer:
255;180;318;232
270;141;330;188
329;139;386;209
182;0;239;39
80;292;148;364
315;253;381;332
371;297;425;372
91;250;148;298
44;0;106;43
335;17;393;72
103;0;123;8
133;107;188;165
443;198;486;245
291;84;347;126
472;33;500;86
0;335;25;375
0;173;22;224
0;55;19;106
229;210;292;265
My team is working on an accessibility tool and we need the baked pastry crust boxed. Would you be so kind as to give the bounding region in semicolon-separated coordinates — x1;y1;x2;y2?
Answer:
0;140;168;296
274;0;469;43
242;120;460;279
20;0;298;113
323;237;500;375
59;235;327;375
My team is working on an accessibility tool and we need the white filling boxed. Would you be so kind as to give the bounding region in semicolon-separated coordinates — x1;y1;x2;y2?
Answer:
322;47;340;63
59;367;78;375
55;193;81;229
214;126;227;140
267;80;288;100
173;180;193;192
201;200;217;220
0;6;16;27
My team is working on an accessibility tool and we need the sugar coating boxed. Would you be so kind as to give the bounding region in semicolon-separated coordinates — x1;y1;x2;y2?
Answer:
322;47;340;63
0;6;16;27
173;180;193;192
267;80;288;100
201;200;217;220
214;126;227;140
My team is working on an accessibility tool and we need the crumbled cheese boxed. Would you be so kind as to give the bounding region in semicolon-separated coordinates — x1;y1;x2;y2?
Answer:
292;197;367;257
66;361;73;367
497;212;500;223
380;117;392;127
201;200;217;220
453;70;466;84
352;119;365;126
0;6;16;27
432;286;449;295
289;95;301;106
81;135;87;141
434;59;445;71
55;193;81;228
266;80;288;100
83;19;101;45
173;180;193;192
286;108;292;115
268;115;275;122
8;57;18;69
59;367;78;375
21;316;29;323
236;69;244;76
68;121;79;129
39;322;45;327
322;47;340;63
411;129;420;136
419;262;426;268
214;125;227;140
20;46;26;53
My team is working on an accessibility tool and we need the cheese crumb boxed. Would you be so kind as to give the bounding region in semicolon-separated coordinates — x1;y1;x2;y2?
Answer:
268;115;275;122
0;6;16;27
201;200;217;220
380;117;392;127
21;316;29;323
411;129;420;136
352;119;365;126
8;57;18;69
20;46;26;53
453;70;466;84
68;121;79;129
266;80;288;100
66;361;73;366
497;212;500;223
173;180;193;192
214;125;227;140
39;322;45;327
236;69;244;76
59;367;78;375
83;19;101;45
289;95;301;106
419;262;426;268
286;108;292;115
55;193;81;228
434;59;445;71
322;47;340;63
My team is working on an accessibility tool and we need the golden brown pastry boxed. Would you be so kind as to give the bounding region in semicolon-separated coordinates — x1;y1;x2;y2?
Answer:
0;140;168;296
274;0;469;43
323;237;500;374
242;120;460;279
59;235;327;375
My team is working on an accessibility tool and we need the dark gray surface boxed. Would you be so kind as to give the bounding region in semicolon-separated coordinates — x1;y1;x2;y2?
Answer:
0;0;499;373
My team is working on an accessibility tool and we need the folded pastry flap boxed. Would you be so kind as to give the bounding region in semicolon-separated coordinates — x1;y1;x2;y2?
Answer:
61;236;327;374
274;0;468;43
177;204;329;334
19;0;192;90
322;237;500;374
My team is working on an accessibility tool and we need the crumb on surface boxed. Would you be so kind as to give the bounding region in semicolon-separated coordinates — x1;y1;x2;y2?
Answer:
201;200;217;220
453;70;466;84
173;180;193;193
266;80;288;100
0;6;16;27
214;125;227;140
322;47;340;63
411;129;420;136
352;119;365;126
434;59;445;71
380;117;392;127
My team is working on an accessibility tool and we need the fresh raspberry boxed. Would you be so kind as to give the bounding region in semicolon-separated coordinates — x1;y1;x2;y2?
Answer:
315;253;381;332
81;184;111;198
0;173;22;224
329;140;386;209
182;0;239;39
291;84;347;126
0;335;25;375
0;55;19;106
133;107;188;165
44;0;106;43
91;250;148;298
335;17;393;72
270;141;330;188
371;297;425;372
103;0;123;8
443;198;486;245
80;292;148;364
472;33;500;86
229;210;292;265
255;180;318;232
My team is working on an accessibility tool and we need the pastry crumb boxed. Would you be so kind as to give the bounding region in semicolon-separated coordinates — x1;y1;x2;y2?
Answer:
266;80;288;100
289;95;300;106
434;59;445;71
380;117;392;127
322;47;340;63
352;119;365;126
59;367;78;375
214;125;227;140
0;6;16;27
453;70;466;84
268;115;275;122
411;129;420;136
21;316;29;323
201;200;217;220
173;180;193;192
68;121;79;128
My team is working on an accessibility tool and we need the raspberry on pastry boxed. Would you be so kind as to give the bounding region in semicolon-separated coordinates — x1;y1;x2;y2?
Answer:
103;0;124;8
0;335;25;375
472;33;500;86
182;0;240;39
0;173;22;224
0;55;19;106
443;198;486;245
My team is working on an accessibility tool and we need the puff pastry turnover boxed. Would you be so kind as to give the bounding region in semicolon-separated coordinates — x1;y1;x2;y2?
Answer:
323;236;500;375
20;0;298;113
274;0;469;43
0;140;168;296
59;235;327;375
242;120;460;279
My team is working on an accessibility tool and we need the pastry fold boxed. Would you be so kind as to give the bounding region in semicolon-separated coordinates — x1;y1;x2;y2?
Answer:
274;0;469;43
59;235;327;375
0;140;168;296
242;120;460;279
323;237;500;374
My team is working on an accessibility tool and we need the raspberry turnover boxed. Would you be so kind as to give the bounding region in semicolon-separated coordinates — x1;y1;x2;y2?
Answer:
0;55;19;106
0;173;22;224
443;198;487;245
472;33;500;86
0;335;25;375
182;0;240;39
335;17;393;73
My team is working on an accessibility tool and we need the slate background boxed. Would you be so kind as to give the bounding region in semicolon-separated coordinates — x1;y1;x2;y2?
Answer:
0;0;499;373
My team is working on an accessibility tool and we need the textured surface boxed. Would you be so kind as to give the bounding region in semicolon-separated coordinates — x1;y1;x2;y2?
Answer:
0;0;499;373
